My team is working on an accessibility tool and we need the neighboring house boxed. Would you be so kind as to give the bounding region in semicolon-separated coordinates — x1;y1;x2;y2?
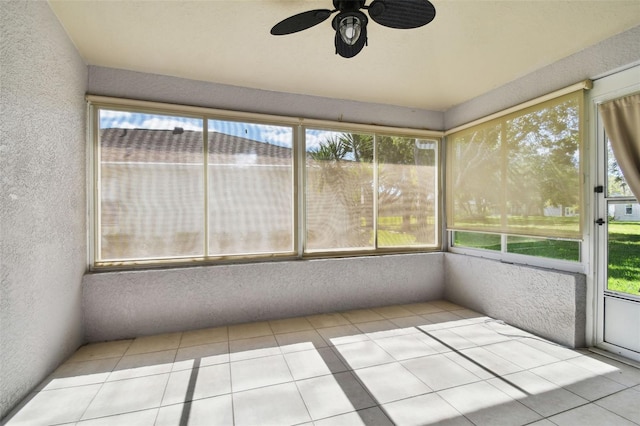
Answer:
611;203;640;221
100;128;294;258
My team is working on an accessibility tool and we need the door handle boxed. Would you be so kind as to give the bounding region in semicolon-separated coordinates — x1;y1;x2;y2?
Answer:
595;218;606;226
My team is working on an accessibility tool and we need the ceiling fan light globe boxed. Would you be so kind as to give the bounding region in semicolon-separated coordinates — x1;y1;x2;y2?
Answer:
339;16;362;45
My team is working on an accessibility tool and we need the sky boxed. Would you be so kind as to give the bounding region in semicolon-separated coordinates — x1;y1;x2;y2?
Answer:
99;109;343;152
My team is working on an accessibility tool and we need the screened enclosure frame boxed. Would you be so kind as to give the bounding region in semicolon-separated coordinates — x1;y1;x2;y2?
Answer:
87;96;443;269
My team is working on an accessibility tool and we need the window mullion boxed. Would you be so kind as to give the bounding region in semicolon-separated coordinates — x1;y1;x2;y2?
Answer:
373;134;379;249
203;118;209;258
297;124;305;258
500;121;508;233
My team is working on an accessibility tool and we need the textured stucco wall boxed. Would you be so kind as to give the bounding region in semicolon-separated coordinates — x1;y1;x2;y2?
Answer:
88;66;445;131
83;253;444;342
445;24;640;129
0;1;87;419
444;253;586;348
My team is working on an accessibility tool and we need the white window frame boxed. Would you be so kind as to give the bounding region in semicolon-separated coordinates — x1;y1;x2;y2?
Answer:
443;81;592;275
87;96;443;269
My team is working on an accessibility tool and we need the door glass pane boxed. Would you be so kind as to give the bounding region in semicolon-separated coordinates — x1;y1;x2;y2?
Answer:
99;110;204;260
305;130;374;251
606;137;634;197
607;201;640;296
377;136;438;247
208;120;294;256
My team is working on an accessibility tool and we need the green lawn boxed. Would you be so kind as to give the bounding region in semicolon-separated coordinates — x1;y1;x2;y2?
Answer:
452;231;580;261
453;232;501;251
377;230;416;246
507;236;580;261
608;221;640;296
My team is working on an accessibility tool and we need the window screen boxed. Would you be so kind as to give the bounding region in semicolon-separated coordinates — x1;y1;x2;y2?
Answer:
98;110;205;261
97;109;295;263
305;130;375;251
207;120;294;256
305;129;439;252
377;136;438;247
447;91;584;239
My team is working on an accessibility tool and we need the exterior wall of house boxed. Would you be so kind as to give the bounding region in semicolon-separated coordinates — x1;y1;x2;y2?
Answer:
444;253;587;348
0;1;88;419
83;253;445;342
612;203;640;221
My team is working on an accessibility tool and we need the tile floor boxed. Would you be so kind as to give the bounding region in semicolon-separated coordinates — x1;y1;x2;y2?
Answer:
4;300;640;426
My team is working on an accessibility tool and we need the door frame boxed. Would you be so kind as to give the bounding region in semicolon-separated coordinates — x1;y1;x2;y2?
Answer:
588;64;640;360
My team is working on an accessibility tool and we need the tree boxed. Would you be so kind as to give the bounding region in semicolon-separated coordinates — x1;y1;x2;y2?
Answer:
307;133;373;248
507;99;580;217
449;125;501;224
308;132;436;246
607;142;632;196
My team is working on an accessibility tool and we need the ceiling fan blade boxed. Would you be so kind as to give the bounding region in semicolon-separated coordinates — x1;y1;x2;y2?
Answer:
270;9;334;35
367;0;436;29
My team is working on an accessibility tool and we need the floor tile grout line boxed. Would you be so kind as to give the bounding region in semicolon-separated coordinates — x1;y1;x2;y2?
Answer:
539;399;627;424
112;347;180;360
301;406;383;425
283;352;316;424
526;356;634;392
73;406;160;425
377;389;474;426
417;327;534;396
75;379;110;423
175;330;186;351
63;345;133;423
297;340;382;421
178;341;230;350
480;375;560;421
522;364;635;413
228;361;236;426
427;333;571;365
584;385;640;423
444;339;560;374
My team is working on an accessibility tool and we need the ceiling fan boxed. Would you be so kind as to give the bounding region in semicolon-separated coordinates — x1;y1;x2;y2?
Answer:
270;0;436;58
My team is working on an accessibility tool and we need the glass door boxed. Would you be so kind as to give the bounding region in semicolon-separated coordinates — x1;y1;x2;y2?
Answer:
596;134;640;360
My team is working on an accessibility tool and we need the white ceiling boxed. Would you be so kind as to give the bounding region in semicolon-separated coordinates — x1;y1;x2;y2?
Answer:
48;0;640;112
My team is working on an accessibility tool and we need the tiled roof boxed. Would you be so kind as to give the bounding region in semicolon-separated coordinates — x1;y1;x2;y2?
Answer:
100;128;292;164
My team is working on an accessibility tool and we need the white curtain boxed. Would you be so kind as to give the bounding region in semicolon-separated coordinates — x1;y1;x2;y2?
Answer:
599;93;640;201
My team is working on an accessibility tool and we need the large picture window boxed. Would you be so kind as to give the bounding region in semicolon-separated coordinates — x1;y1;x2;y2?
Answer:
305;130;439;252
207;119;294;256
305;130;375;252
92;100;440;267
98;110;206;261
446;90;585;263
97;108;296;264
